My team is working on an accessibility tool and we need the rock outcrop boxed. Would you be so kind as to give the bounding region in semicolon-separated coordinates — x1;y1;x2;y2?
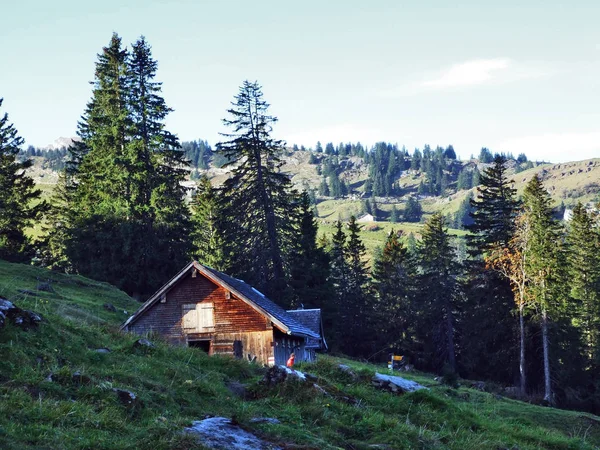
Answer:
0;298;42;331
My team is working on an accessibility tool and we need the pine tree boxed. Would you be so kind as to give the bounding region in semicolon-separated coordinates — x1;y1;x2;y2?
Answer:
342;216;373;356
404;196;423;222
288;192;332;310
566;202;600;367
453;192;474;229
0;98;46;261
463;155;521;389
216;80;295;302
416;213;459;372
522;174;564;404
191;175;226;270
372;231;412;353
55;34;191;296
467;155;519;255
390;205;399;223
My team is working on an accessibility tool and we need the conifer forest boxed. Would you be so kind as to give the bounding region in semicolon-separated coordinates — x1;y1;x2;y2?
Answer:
2;32;600;417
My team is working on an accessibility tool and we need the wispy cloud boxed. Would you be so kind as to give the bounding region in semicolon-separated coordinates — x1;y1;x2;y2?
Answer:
421;58;512;88
378;58;552;97
495;131;600;163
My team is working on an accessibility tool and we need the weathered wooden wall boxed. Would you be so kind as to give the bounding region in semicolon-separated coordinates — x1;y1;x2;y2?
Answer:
129;271;272;349
273;329;306;365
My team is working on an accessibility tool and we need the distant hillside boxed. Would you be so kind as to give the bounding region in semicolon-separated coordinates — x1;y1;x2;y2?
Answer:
23;144;600;254
1;259;600;449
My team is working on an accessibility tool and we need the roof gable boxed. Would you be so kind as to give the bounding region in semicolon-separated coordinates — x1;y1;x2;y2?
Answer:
122;262;319;339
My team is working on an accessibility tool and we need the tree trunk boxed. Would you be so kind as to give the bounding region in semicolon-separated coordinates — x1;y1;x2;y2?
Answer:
445;300;456;372
519;303;526;396
541;307;553;404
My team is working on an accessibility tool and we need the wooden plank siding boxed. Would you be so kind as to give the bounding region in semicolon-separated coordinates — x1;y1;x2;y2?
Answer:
129;272;277;364
273;329;306;366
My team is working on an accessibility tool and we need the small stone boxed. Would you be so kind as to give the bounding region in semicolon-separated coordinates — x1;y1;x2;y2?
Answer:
103;303;117;312
94;348;111;354
338;364;358;381
112;388;138;407
225;381;248;399
36;281;54;292
249;417;281;425
72;371;92;385
134;338;155;349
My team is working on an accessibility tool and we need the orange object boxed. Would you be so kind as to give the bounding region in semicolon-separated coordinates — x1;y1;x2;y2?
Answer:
286;353;295;368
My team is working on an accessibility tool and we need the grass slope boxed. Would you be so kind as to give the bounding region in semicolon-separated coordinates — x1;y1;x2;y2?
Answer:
1;260;600;449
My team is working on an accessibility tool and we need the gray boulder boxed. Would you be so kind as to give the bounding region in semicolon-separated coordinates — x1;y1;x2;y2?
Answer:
371;372;428;394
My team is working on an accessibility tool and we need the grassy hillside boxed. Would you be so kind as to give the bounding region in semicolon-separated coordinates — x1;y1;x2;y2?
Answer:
1;260;600;449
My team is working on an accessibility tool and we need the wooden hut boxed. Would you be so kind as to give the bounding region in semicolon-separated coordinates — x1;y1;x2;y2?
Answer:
121;261;321;366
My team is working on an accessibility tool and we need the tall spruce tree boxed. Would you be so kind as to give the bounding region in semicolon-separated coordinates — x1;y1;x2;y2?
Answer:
467;155;519;255
566;203;600;368
415;213;459;372
57;34;191;296
461;154;520;385
342;216;372;356
288;192;332;310
190;175;226;271
215;81;295;302
0;98;46;261
522;174;563;404
328;220;348;348
372;231;412;355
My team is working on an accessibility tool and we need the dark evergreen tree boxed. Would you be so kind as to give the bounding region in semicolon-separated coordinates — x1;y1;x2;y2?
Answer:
444;145;457;160
462;155;520;386
453;192;474;229
566;202;600;368
415;213;459;372
522;174;564;404
467;156;519;255
215;80;295;302
403;196;423;222
479;147;494;163
55;34;191;296
390;205;399;223
0;98;46;261
191;175;226;271
319;177;330;197
288;192;332;310
341;216;372;356
456;168;472;191
411;148;422;170
372;231;412;355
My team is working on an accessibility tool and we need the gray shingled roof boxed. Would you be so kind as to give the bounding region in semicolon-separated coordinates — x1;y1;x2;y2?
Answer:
286;309;326;349
198;265;320;339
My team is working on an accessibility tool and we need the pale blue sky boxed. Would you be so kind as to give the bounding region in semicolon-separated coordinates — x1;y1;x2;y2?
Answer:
2;0;599;162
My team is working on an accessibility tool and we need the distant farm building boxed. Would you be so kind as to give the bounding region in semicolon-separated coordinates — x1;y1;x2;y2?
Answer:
357;213;375;223
122;261;324;366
